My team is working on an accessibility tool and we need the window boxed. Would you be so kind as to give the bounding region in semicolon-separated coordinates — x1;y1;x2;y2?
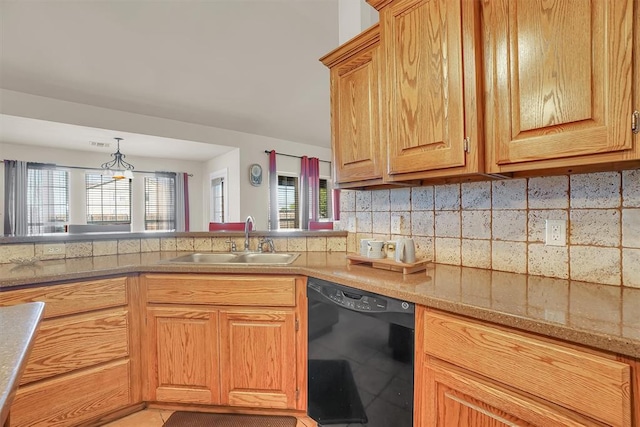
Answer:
319;179;329;219
308;178;331;220
86;174;131;224
27;165;69;234
211;177;225;223
277;175;299;229
145;174;176;230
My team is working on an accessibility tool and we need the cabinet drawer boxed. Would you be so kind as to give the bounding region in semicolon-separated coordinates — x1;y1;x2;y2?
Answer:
423;311;631;426
0;277;127;319
144;274;296;306
10;360;130;427
20;308;129;385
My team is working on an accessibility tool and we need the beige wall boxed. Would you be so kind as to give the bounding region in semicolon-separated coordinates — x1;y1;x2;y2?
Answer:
237;137;332;231
339;170;640;287
338;0;378;44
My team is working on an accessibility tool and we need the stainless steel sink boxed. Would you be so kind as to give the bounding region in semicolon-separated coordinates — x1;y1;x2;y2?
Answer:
167;253;241;263
233;252;300;264
166;252;300;265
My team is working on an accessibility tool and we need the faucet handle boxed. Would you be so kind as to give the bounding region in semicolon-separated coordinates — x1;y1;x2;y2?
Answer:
259;237;275;253
225;239;237;252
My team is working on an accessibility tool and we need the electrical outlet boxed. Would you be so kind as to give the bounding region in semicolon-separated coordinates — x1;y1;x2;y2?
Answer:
42;244;64;254
545;219;567;246
391;214;404;234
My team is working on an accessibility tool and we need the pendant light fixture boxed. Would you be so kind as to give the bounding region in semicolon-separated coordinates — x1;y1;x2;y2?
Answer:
101;137;134;180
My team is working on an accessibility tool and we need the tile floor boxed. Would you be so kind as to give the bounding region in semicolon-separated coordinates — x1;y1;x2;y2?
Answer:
102;410;316;427
102;409;173;427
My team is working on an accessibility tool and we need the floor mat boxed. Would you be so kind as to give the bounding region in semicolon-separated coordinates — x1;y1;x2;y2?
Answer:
308;359;368;424
162;412;297;427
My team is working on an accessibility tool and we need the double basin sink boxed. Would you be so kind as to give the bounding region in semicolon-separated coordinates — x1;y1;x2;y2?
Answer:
167;252;300;266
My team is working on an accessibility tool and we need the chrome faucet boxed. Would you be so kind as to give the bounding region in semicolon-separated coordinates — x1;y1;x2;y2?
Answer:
244;215;254;251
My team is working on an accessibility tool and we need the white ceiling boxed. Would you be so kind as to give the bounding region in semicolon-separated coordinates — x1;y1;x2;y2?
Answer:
0;0;339;159
0;115;233;161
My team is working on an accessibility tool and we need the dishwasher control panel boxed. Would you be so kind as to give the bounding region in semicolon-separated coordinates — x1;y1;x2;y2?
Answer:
325;287;387;312
308;278;414;316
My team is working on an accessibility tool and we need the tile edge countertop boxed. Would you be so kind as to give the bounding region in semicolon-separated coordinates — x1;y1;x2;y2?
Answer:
0;302;45;426
0;252;638;359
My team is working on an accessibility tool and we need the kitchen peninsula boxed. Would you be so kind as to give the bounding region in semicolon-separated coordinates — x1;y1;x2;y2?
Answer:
0;235;638;426
0;302;44;427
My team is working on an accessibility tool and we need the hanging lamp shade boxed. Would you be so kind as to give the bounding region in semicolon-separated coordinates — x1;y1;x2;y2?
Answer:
101;137;134;179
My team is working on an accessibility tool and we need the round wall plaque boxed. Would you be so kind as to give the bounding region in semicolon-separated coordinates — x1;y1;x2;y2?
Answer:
249;163;262;186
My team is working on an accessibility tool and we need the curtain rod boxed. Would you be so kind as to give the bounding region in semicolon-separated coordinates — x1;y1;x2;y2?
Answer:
264;150;331;164
3;160;193;177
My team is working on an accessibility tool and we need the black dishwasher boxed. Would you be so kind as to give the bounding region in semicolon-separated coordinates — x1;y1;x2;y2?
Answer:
307;277;414;427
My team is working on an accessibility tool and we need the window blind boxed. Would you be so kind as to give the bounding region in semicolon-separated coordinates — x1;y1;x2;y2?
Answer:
211;177;225;223
319;179;329;219
278;175;299;229
86;174;131;224
27;165;69;234
145;174;176;230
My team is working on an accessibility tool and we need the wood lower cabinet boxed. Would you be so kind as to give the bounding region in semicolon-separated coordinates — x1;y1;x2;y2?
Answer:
416;308;635;427
10;361;131;427
19;308;129;385
0;277;140;427
421;358;611;427
143;274;306;411
219;308;297;409
147;307;220;405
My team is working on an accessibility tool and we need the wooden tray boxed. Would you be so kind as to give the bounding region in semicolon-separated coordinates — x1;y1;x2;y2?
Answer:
346;253;430;275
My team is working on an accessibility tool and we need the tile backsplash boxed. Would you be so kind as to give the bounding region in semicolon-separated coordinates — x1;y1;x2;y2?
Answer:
0;236;347;265
338;170;640;288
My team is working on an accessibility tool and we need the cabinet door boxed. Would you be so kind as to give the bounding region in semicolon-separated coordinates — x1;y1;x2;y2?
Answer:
382;0;468;177
147;307;220;404
483;0;635;172
326;26;383;185
219;309;298;409
418;357;603;427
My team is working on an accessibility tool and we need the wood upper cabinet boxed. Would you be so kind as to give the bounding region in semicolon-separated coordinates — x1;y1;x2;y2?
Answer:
219;309;297;409
377;0;484;181
415;308;635;427
482;0;638;173
320;25;383;186
146;307;220;405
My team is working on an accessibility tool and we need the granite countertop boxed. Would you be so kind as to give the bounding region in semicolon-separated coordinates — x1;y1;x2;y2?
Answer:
0;252;638;359
0;302;45;425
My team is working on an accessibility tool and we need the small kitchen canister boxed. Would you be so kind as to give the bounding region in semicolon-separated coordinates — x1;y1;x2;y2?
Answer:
367;240;386;259
385;241;396;259
395;238;416;263
360;239;372;257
